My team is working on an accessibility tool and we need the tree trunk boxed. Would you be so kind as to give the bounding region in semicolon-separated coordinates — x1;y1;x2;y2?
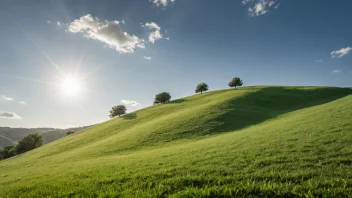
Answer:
235;86;236;89
201;91;202;94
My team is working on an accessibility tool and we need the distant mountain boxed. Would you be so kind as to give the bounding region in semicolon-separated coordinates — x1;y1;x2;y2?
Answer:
0;126;91;148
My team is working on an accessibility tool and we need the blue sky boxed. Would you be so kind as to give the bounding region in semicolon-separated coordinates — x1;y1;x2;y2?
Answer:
0;0;351;128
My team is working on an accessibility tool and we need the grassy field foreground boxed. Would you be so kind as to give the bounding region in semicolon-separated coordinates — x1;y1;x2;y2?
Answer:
0;86;352;197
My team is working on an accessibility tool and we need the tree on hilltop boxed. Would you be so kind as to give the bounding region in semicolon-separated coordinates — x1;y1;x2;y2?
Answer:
228;77;243;89
195;83;209;94
109;105;127;118
154;92;171;104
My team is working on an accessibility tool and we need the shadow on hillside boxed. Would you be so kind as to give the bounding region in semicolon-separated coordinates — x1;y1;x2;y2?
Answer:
210;87;352;134
168;98;186;104
122;112;137;120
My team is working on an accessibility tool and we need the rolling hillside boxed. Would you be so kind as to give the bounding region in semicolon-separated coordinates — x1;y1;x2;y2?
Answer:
0;86;351;197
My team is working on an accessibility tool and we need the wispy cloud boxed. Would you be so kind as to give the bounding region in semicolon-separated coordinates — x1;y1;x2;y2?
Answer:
331;47;352;58
68;14;145;53
0;111;22;120
1;95;14;101
144;56;152;60
332;69;342;74
153;0;175;7
47;21;52;24
121;100;141;107
57;21;62;26
243;0;280;17
1;95;27;105
315;59;323;63
144;22;163;43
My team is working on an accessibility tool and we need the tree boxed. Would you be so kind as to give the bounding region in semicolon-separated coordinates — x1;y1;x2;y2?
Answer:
154;92;171;104
109;105;127;118
195;83;209;94
15;134;43;154
0;145;16;159
228;77;243;89
66;131;75;135
8;147;16;157
0;149;6;160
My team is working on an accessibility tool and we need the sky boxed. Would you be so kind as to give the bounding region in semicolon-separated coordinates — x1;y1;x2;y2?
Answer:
0;0;351;128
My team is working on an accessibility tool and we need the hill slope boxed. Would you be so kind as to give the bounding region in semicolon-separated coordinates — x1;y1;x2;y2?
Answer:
0;86;351;197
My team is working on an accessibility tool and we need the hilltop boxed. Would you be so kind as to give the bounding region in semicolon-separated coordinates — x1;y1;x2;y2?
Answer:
0;86;351;197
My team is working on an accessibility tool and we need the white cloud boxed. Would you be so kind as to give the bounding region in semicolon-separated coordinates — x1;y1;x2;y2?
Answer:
1;95;27;105
274;3;280;9
121;100;141;107
144;56;152;60
68;14;145;53
315;59;323;63
244;0;279;17
242;0;251;4
0;111;22;120
47;21;52;24
121;20;125;24
332;69;342;74
145;22;160;30
166;37;170;40
57;21;61;26
144;22;163;43
153;0;175;6
331;47;352;58
68;14;99;32
1;95;14;101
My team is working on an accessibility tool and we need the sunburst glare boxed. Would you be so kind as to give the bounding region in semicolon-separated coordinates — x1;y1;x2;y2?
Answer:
60;75;82;97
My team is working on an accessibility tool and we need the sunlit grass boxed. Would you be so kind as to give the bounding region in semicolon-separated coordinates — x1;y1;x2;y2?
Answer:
0;86;351;197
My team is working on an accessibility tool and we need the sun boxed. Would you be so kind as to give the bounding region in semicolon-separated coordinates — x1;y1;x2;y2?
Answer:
61;75;82;97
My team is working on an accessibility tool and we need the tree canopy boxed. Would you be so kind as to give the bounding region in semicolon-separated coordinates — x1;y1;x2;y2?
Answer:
109;105;127;118
228;77;243;89
0;145;16;160
154;92;171;104
195;83;209;94
15;133;43;154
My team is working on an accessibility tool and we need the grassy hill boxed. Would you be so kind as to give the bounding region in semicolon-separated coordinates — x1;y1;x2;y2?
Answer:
0;86;351;197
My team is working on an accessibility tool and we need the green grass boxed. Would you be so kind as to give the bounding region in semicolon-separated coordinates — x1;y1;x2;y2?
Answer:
0;86;352;197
